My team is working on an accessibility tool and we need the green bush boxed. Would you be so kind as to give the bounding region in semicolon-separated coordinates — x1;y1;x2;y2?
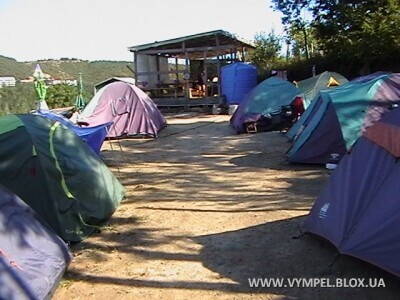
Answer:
0;84;36;115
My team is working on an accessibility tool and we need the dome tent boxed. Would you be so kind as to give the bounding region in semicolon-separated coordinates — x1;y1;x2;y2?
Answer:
80;81;166;138
304;107;400;276
0;185;70;299
287;73;400;164
287;71;348;140
296;71;348;109
0;114;124;242
230;77;301;133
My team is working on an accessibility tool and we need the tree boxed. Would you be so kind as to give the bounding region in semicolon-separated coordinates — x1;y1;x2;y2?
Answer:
287;23;318;60
0;84;36;115
250;31;283;70
271;0;400;71
46;84;78;109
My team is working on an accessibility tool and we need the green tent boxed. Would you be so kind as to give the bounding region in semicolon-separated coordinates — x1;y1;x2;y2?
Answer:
0;114;124;242
295;71;348;109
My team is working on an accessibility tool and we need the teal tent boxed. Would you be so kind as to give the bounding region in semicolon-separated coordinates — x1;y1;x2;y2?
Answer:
295;71;348;108
230;77;301;133
287;73;400;164
0;114;125;241
287;71;348;140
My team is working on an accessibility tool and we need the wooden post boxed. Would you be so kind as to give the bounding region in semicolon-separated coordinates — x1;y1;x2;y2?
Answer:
203;50;208;97
183;41;190;104
175;57;179;82
174;57;179;98
133;51;138;84
156;55;161;85
215;34;221;96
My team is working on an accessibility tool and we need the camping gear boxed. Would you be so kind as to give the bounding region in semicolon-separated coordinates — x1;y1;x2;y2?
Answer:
35;110;112;154
287;73;400;164
295;71;348;109
230;77;302;133
33;64;49;111
220;62;257;105
0;185;71;299
79;82;166;138
304;107;400;276
0;114;125;242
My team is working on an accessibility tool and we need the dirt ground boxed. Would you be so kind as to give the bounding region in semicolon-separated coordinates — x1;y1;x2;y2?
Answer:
54;114;400;300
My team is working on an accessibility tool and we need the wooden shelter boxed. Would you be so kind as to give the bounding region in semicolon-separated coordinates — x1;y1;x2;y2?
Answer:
128;30;254;108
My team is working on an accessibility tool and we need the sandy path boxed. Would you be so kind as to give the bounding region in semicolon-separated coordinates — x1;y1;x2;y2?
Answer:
54;114;400;299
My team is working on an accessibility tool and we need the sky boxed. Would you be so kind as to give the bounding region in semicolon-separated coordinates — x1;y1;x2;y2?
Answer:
0;0;284;61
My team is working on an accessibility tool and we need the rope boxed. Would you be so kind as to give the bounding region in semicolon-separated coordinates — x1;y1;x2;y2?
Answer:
0;248;23;271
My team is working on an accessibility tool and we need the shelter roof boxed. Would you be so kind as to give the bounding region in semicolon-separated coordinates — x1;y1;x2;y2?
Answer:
128;30;254;59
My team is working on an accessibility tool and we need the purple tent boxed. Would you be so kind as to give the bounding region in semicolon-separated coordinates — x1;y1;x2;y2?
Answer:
0;186;71;299
80;82;166;138
304;107;400;276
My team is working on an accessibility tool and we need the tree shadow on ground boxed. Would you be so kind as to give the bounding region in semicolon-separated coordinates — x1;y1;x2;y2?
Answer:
63;215;400;299
101;122;330;213
59;117;400;299
193;216;400;299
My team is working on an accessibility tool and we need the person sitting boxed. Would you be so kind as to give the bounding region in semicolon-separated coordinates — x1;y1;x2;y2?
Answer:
292;96;305;120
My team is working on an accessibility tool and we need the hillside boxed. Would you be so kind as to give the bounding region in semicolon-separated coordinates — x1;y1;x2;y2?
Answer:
0;55;133;88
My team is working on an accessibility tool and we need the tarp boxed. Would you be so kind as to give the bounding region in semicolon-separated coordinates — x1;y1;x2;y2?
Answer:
287;73;400;164
220;62;257;104
0;185;71;299
80;82;166;138
0;114;125;242
230;77;301;133
35;110;112;155
304;107;400;276
296;71;348;109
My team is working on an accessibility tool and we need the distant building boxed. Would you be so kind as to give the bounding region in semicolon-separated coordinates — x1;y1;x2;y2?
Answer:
20;76;78;86
48;78;78;86
0;76;16;87
20;76;34;83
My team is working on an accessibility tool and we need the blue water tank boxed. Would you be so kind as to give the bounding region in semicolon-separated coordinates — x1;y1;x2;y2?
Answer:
221;62;257;104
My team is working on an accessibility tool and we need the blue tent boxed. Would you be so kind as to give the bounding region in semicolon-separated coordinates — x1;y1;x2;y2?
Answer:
35;110;112;154
304;107;400;276
0;186;71;299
